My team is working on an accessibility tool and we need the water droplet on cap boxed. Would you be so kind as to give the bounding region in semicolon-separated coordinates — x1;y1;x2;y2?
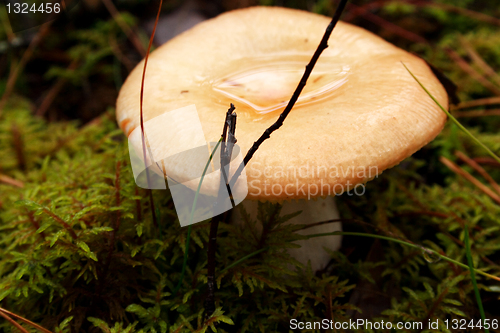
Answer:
206;53;350;120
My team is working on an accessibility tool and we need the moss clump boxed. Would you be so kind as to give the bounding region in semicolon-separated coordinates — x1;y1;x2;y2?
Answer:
0;100;358;332
1;0;500;331
1;91;500;333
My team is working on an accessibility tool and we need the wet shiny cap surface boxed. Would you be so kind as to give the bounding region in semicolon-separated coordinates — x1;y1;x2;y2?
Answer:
116;6;448;201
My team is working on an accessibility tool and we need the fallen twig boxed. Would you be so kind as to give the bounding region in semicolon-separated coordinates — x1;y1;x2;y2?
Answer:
229;0;349;189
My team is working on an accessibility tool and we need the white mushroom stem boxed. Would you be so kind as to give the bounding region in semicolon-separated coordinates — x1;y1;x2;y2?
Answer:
232;197;342;272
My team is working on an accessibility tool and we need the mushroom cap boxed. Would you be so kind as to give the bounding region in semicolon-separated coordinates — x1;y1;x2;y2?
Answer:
116;6;448;201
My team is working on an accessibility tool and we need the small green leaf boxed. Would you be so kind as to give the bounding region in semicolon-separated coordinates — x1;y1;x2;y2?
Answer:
77;241;91;253
89;227;114;234
125;304;149;317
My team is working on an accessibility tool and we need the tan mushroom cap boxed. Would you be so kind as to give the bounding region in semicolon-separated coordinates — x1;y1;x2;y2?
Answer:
117;6;448;201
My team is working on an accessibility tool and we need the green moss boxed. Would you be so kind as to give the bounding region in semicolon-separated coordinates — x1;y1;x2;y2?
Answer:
0;100;357;332
1;1;500;332
1;90;499;332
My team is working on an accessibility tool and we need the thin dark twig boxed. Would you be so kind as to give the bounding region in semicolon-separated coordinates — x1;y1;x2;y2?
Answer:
228;0;349;189
203;0;348;317
204;105;237;319
204;0;348;319
221;105;237;207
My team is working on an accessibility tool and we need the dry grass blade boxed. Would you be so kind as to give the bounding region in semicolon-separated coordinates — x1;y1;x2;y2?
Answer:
473;157;500;168
35;60;79;117
306;231;500;282
453;96;500;110
0;174;24;188
0;311;30;333
452;109;500;118
346;3;427;44
100;0;147;57
0;5;15;42
455;151;500;195
440;156;500;205
444;47;500;96
444;47;500;95
138;0;164;227
343;0;500;27
426;1;500;26
0;21;52;116
109;35;135;72
0;307;53;333
459;36;500;87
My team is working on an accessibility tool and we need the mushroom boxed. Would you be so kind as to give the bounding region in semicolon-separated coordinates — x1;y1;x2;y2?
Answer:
116;7;448;271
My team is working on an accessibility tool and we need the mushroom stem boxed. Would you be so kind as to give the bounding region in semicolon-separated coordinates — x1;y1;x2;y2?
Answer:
232;197;342;272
